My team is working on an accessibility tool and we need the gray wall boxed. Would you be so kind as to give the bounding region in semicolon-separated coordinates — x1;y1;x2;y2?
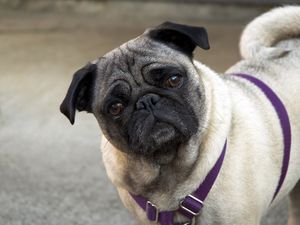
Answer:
1;0;299;10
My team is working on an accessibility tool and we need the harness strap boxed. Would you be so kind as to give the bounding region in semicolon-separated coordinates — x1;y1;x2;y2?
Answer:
232;73;291;202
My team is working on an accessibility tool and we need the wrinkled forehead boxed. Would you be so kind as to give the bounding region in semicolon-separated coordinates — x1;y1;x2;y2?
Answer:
110;35;180;61
96;36;189;84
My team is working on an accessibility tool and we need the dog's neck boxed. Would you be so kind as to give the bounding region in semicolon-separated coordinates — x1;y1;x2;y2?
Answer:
101;61;232;210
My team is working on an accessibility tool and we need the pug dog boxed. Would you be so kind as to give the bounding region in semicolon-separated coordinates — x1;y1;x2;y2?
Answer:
60;6;300;225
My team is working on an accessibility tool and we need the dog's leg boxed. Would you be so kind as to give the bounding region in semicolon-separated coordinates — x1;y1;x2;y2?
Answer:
261;198;289;225
288;181;300;225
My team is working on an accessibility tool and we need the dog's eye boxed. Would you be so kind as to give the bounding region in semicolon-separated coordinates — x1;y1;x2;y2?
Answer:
165;74;183;88
108;102;124;116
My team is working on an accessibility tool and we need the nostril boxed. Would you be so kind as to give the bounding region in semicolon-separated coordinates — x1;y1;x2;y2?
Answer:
150;95;160;105
136;101;146;110
136;94;161;111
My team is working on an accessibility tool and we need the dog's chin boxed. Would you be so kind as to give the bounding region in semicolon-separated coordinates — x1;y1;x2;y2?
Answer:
137;141;180;165
151;143;179;165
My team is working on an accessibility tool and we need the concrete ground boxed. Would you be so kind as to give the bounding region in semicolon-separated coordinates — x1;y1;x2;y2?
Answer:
0;2;295;225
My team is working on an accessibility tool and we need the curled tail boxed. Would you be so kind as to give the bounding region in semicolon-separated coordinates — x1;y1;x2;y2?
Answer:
240;6;300;59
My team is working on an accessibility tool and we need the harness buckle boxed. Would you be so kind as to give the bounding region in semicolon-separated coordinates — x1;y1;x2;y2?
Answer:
179;194;203;217
146;201;159;222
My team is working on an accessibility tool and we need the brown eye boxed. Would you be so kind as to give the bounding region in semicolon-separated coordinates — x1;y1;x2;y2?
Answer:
165;74;183;88
109;102;124;116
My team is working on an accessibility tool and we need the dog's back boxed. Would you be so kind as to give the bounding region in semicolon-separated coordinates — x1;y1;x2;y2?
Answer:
236;6;300;224
239;5;300;120
230;6;300;118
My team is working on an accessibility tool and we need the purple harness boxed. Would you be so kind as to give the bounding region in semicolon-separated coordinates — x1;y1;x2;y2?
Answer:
130;73;291;225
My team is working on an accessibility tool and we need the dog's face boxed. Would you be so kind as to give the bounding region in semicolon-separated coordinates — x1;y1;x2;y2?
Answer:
60;22;210;164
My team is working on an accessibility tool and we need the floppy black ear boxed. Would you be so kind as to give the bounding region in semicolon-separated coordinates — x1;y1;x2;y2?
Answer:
60;63;97;125
148;21;210;56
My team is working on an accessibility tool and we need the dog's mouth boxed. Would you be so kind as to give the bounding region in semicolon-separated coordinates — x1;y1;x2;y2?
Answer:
124;95;199;160
130;122;181;164
127;113;185;157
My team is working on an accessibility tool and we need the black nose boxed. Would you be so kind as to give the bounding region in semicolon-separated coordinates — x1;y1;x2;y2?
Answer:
136;93;161;111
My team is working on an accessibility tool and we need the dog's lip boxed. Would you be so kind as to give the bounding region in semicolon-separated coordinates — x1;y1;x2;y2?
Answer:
128;118;180;155
152;111;188;135
151;122;176;139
